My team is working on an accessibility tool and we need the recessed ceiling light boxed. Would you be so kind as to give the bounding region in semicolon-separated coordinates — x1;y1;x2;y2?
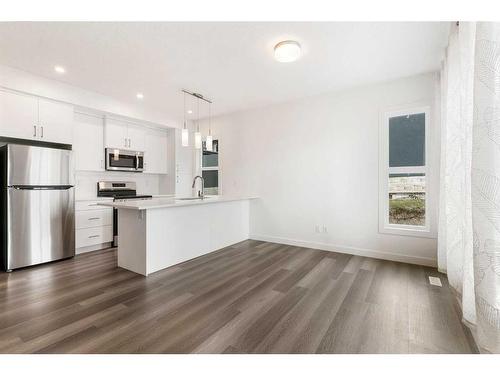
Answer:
274;40;301;63
54;65;66;74
136;93;144;100
187;110;193;114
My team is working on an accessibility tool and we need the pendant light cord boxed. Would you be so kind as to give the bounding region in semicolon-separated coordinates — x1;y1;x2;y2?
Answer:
209;102;212;136
183;91;187;130
197;96;200;132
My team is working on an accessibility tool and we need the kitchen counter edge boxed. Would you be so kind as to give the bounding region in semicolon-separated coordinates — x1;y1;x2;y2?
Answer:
96;196;258;210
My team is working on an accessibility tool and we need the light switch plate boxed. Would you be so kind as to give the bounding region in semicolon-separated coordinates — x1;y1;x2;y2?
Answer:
429;276;442;287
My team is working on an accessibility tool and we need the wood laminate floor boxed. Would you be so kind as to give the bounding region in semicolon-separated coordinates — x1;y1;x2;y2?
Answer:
0;240;478;354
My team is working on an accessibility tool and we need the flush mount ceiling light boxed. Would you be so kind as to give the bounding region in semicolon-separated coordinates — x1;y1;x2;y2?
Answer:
136;92;144;100
54;65;66;74
274;40;301;63
187;110;193;114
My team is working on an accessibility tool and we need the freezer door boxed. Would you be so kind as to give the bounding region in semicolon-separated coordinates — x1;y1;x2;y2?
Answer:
7;144;73;186
7;187;75;270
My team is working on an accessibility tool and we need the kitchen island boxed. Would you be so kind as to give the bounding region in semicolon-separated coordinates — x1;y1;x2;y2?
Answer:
98;196;256;276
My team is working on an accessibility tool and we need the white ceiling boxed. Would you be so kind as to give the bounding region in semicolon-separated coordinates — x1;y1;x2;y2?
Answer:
0;22;449;122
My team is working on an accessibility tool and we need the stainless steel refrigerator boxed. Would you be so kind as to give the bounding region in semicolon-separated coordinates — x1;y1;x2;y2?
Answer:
0;144;75;271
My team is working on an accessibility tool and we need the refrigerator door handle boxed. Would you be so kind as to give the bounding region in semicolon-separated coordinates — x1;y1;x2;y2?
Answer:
8;185;74;190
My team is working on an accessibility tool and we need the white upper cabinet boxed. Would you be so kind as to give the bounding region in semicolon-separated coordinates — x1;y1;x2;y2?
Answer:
0;90;74;145
105;118;167;174
74;113;104;171
104;118;129;149
0;90;39;140
104;117;145;151
144;127;168;174
127;124;145;151
38;99;74;144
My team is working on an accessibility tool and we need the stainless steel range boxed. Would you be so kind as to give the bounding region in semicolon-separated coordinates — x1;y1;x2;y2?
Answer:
97;181;152;246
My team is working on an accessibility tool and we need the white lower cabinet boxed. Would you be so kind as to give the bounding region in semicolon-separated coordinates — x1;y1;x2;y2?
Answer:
75;199;113;254
76;226;113;249
76;209;113;229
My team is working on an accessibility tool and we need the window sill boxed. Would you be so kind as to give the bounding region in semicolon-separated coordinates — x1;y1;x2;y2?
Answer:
379;225;436;239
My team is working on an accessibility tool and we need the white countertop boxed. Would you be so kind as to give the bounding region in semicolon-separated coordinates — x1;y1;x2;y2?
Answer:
75;197;114;202
97;195;257;210
76;194;174;202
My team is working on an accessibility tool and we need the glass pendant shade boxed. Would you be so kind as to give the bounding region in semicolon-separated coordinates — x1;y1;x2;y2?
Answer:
206;135;213;152
181;128;189;147
194;131;202;149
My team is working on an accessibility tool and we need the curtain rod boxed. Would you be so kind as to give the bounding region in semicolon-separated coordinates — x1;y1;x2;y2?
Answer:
181;89;212;104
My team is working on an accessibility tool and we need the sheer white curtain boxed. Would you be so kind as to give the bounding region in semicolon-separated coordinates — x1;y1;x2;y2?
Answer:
471;22;500;353
439;21;500;353
439;20;476;327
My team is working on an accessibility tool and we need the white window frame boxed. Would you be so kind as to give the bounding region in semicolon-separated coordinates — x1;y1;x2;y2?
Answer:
200;138;220;196
379;105;432;238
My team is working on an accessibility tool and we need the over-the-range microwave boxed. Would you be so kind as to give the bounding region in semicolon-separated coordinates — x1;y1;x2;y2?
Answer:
105;148;144;172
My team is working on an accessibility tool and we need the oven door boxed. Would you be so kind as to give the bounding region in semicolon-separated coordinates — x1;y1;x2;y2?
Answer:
105;148;143;172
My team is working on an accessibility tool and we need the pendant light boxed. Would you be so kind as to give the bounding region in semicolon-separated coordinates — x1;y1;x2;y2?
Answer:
194;96;202;149
206;102;213;152
181;91;189;147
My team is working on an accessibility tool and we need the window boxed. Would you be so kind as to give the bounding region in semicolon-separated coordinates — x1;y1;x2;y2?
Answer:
379;106;430;236
201;139;219;195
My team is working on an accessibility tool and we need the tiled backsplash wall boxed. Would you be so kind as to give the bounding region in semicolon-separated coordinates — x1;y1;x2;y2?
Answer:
75;171;172;200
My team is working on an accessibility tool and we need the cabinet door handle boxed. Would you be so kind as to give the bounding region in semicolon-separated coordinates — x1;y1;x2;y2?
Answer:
88;235;100;239
33;125;37;137
128;138;131;148
40;126;44;138
88;217;100;221
124;138;127;147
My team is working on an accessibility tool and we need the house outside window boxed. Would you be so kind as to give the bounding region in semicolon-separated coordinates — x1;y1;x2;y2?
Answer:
379;106;431;237
201;139;219;195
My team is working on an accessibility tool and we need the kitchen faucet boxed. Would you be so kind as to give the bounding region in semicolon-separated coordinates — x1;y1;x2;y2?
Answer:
192;175;205;199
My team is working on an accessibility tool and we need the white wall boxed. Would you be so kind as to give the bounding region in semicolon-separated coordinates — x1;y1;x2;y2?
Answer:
200;73;440;266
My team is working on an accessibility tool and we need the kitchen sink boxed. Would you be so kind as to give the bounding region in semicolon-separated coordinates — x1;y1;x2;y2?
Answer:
176;196;211;201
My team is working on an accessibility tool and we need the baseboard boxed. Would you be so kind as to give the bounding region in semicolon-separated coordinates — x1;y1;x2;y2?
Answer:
76;242;113;255
249;234;437;267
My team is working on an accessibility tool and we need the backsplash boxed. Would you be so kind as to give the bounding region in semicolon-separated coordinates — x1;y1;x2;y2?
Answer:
75;171;171;200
